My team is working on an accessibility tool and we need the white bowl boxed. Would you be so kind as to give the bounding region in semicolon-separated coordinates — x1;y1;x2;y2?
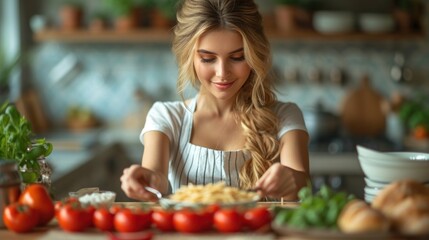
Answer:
358;155;429;182
313;11;355;34
364;177;390;189
358;13;395;33
364;186;382;196
356;145;429;161
70;190;116;206
364;194;375;203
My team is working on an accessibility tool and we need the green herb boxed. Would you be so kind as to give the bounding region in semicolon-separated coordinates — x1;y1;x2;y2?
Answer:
274;185;354;229
0;101;53;183
155;0;178;20
103;0;136;17
399;94;429;130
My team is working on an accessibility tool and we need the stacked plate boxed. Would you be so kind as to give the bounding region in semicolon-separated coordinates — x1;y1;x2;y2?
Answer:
356;145;429;203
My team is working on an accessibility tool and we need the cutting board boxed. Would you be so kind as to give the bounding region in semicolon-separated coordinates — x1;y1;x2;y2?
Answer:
15;89;50;133
340;75;386;137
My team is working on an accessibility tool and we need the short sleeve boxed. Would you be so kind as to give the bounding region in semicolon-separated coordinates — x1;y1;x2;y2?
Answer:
139;101;185;145
273;102;308;139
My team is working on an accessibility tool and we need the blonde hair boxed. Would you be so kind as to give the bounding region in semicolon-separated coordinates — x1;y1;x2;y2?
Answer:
172;0;279;189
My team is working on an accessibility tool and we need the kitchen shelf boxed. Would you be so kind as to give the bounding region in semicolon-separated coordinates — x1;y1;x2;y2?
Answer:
33;28;173;43
33;28;425;43
267;29;426;42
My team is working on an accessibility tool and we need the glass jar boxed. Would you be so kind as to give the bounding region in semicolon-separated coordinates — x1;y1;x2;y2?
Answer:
0;160;22;227
19;157;52;189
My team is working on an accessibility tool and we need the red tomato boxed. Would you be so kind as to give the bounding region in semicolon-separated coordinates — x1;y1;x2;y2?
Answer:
57;202;93;232
205;204;221;214
19;183;55;226
173;209;213;233
86;204;96;227
114;208;152;232
93;206;115;231
109;203;125;214
152;209;175;232
213;208;244;233
243;206;272;231
2;203;39;233
54;197;79;218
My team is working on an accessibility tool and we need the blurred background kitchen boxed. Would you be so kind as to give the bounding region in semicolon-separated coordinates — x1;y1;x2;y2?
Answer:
1;0;428;201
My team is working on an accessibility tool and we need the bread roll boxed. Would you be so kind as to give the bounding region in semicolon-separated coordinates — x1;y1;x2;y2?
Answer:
338;199;390;233
371;179;429;235
388;195;429;235
372;179;429;213
396;213;429;235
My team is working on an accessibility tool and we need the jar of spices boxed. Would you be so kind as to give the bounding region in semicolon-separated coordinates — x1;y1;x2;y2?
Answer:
0;160;22;228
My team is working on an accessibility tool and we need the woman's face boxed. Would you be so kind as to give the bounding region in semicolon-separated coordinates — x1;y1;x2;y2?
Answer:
194;29;251;101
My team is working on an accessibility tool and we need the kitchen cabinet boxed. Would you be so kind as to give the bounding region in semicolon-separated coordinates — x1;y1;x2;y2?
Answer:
33;28;425;43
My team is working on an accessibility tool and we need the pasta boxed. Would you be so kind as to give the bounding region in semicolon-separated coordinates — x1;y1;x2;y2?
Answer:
169;182;259;204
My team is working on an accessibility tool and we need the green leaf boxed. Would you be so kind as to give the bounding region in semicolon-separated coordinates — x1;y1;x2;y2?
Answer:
298;186;311;200
21;171;39;183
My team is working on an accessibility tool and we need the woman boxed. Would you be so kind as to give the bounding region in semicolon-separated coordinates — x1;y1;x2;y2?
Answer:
120;0;309;201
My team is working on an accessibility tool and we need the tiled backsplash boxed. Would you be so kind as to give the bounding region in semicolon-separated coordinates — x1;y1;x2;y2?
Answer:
28;1;429;127
31;40;429;127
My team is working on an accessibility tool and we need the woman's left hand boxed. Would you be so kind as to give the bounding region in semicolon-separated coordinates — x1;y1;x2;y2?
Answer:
255;162;307;200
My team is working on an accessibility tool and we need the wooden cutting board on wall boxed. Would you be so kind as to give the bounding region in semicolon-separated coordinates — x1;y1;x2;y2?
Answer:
15;89;50;133
340;75;386;137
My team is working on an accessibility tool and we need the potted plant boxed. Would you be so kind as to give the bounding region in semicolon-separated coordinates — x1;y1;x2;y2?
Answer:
59;1;84;31
392;0;423;33
104;0;138;31
0;102;53;187
151;0;177;29
89;11;109;32
273;0;313;32
399;94;429;140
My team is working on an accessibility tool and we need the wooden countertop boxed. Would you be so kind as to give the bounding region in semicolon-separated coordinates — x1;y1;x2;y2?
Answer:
0;202;297;240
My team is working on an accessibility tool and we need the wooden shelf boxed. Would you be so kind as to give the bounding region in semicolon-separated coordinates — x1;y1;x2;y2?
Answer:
33;28;425;43
34;29;173;43
266;29;426;42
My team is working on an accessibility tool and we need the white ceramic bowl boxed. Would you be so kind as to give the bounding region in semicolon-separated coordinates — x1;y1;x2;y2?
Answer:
364;193;375;203
364;177;390;189
358;13;395;33
356;145;429;161
313;11;355;34
358;155;429;182
364;186;382;196
70;190;116;206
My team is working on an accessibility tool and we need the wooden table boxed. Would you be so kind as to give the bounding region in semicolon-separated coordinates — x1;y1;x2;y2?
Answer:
0;202;298;240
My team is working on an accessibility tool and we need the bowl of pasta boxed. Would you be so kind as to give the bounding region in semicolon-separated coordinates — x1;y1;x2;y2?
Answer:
159;182;261;209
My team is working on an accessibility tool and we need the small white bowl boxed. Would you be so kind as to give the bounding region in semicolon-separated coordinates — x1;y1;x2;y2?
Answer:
70;190;116;206
313;11;355;34
359;13;395;33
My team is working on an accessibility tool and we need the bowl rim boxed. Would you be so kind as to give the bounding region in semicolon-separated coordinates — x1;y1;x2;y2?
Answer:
357;145;429;161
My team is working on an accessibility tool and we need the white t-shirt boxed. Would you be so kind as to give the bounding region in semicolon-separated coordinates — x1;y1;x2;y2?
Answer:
140;96;307;193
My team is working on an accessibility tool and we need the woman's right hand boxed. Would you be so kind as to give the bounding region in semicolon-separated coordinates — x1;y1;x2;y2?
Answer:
120;164;164;201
